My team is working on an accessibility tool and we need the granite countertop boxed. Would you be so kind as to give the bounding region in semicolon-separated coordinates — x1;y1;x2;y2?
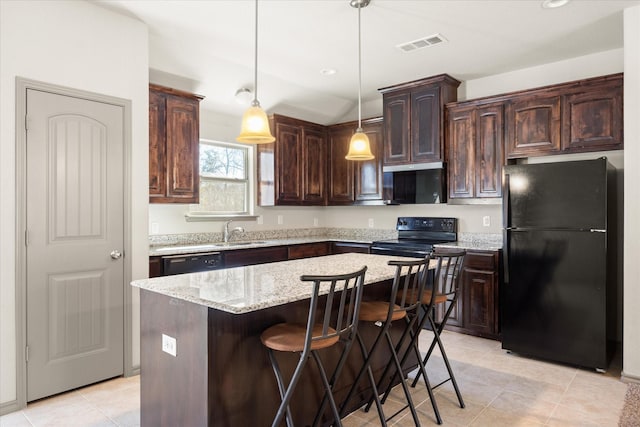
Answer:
434;240;503;251
132;253;419;314
149;236;373;256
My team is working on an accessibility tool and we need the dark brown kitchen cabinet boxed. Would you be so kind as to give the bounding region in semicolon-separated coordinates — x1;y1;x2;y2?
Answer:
224;246;288;268
504;73;623;159
447;103;504;199
149;84;203;203
561;79;623;152
436;249;500;340
379;74;460;166
505;94;561;158
149;256;162;278
331;242;370;254
288;242;331;260
327;117;383;205
257;114;327;206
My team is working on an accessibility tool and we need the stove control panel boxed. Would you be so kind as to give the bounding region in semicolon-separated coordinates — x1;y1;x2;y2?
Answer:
396;217;457;233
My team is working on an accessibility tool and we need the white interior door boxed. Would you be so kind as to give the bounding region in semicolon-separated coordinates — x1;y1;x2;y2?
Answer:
25;88;124;402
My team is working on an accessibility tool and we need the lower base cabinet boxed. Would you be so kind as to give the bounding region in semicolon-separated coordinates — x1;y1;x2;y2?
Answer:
440;250;501;340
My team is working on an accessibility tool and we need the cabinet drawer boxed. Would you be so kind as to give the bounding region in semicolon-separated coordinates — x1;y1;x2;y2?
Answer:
224;246;288;268
464;251;496;271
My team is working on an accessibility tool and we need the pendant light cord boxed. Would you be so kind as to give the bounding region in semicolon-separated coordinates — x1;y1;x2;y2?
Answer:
253;0;259;105
357;3;362;130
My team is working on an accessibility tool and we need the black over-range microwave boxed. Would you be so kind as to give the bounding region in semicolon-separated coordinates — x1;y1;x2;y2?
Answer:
382;163;446;205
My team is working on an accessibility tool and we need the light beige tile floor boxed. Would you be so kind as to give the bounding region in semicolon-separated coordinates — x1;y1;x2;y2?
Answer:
1;331;627;426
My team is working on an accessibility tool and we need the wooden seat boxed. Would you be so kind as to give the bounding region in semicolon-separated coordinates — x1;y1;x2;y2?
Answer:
260;266;368;427
358;301;406;322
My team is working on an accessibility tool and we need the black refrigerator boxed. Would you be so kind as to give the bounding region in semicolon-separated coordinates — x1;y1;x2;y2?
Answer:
502;158;617;370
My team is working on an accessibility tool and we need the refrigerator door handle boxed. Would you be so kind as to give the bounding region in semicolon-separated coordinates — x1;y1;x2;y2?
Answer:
503;229;510;284
502;173;510;229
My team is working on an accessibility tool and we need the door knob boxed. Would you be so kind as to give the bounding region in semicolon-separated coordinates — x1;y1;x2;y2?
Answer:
110;250;123;260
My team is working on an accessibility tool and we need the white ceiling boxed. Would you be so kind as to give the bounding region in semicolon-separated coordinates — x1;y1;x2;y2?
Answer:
93;0;639;125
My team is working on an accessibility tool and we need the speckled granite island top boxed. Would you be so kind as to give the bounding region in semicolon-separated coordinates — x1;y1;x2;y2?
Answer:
132;253;416;314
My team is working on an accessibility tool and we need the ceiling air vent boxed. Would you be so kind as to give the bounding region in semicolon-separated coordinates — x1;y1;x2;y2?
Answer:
397;33;447;53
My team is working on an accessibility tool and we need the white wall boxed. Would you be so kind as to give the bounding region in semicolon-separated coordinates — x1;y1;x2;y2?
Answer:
0;0;148;411
623;5;640;382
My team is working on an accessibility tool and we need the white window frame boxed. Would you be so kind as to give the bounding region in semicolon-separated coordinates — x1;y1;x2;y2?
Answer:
185;139;257;221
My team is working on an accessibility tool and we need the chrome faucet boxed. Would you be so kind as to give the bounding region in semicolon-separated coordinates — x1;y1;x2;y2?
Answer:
223;220;245;243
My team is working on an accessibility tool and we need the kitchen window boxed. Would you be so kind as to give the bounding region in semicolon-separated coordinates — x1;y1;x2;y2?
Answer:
187;139;254;219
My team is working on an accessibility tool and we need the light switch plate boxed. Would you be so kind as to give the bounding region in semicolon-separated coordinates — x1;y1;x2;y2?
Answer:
483;216;491;227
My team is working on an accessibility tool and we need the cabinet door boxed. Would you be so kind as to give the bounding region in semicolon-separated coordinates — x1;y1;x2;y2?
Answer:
331;242;370;254
463;269;496;336
275;122;303;204
224;246;288;268
355;120;383;202
149;91;166;200
302;127;327;205
506;95;561;159
165;95;200;202
328;127;355;204
149;256;163;278
383;91;411;165
562;82;623;152
475;105;504;198
448;106;475;199
411;86;442;162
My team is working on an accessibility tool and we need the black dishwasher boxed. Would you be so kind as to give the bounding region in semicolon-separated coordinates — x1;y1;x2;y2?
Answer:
162;252;224;276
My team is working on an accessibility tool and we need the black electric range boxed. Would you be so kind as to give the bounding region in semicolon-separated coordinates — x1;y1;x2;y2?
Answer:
371;217;457;258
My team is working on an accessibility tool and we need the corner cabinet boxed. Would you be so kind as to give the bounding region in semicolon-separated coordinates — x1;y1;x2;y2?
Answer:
149;84;204;204
447;103;504;200
327;117;384;205
257;114;327;206
379;74;460;166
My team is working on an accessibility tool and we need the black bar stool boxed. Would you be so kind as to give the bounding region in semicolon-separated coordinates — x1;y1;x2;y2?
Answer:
339;257;436;426
411;250;466;409
260;266;368;427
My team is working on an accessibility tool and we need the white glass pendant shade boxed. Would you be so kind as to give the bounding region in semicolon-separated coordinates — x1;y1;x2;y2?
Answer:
345;130;374;160
237;102;275;144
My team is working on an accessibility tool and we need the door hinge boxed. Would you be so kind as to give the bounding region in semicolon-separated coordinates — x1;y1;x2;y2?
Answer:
25;346;29;363
24;229;29;247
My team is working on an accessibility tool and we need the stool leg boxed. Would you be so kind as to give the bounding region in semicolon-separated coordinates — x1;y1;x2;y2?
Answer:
311;351;342;426
338;331;387;426
383;329;421;426
430;314;465;408
268;348;309;427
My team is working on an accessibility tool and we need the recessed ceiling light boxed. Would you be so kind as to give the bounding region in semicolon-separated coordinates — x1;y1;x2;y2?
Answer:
320;68;337;76
542;0;570;9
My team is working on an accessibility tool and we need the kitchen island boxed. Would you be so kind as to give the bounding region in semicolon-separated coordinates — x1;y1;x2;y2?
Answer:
132;253;422;426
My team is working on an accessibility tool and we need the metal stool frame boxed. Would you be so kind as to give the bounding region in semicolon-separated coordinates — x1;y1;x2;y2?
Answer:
339;257;435;426
410;250;466;410
261;266;368;427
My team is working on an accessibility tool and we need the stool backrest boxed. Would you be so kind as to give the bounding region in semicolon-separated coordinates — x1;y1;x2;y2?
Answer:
388;257;431;321
431;250;466;303
300;266;368;350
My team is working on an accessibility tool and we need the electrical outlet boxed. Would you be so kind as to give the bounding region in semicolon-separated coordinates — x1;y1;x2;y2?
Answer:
150;222;159;234
483;216;491;227
162;333;177;357
257;216;263;225
277;215;283;225
368;218;374;228
313;218;319;227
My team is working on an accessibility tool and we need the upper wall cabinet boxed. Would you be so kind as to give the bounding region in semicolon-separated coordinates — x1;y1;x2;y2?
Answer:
257;114;327;206
149;84;204;204
505;73;623;159
327;118;384;205
447;103;504;200
379;74;460;166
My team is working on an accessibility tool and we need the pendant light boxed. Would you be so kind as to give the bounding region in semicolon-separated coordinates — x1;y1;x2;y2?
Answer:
345;0;374;161
237;0;275;144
